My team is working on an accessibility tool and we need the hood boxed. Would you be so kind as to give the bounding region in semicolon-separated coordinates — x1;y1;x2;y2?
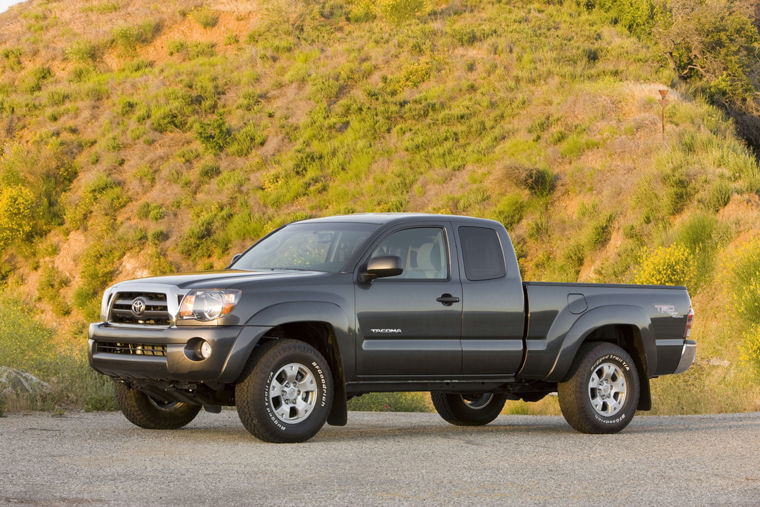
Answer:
111;269;328;290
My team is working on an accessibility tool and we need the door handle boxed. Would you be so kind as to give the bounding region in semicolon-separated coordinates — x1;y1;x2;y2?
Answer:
436;294;460;306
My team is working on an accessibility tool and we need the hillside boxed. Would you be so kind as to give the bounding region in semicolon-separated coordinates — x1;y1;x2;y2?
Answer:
1;0;760;415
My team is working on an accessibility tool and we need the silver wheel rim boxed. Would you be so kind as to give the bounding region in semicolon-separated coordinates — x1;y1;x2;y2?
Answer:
269;362;318;424
460;393;493;410
588;362;627;417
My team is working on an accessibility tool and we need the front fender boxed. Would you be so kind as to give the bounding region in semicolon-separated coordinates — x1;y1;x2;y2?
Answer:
219;302;352;384
544;304;655;383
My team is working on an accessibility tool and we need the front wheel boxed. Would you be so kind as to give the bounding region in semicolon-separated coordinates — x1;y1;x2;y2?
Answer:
235;339;333;443
558;342;640;434
431;392;507;426
114;382;201;430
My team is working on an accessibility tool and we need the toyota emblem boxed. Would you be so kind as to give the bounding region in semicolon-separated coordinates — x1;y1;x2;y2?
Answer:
131;297;146;316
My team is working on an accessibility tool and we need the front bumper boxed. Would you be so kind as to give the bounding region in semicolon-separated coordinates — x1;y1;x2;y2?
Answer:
673;339;697;374
88;322;266;385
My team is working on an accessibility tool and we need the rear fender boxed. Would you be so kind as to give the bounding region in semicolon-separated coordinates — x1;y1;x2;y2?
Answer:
544;305;656;385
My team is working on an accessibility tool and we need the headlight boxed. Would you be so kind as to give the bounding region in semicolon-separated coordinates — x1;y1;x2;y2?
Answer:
178;289;241;321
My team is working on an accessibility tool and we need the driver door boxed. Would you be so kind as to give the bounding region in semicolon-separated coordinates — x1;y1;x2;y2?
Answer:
354;225;463;377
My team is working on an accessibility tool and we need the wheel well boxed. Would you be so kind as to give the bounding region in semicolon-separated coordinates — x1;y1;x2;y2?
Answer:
584;324;652;411
261;321;347;425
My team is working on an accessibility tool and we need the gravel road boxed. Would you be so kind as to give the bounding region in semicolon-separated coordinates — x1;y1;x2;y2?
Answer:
1;410;758;505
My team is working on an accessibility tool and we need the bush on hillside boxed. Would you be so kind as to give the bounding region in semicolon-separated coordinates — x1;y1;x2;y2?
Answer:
634;244;696;287
379;0;426;25
190;7;219;29
196;115;232;153
742;325;760;381
724;237;760;324
0;185;33;248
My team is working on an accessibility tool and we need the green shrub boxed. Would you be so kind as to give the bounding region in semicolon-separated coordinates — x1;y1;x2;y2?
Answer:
134;164;155;185
178;204;233;260
37;265;71;316
196;115;231;153
148;228;166;245
228;123;267;156
191;6;219;28
563;241;586;272
742;324;760;381
701;180;732;212
66;174;128;229
560;133;599;158
523;168;555;198
188;42;216;59
136;202;164;221
46;89;69;107
586;212;614;249
347;0;376;22
176;147;200;163
663;169;694;215
112;21;161;56
724;237;760;324
198;160;220;181
81;1;121;13
23;66;52;93
167;40;187;56
1;48;22;72
379;0;426;25
492;193;525;229
65;40;99;63
73;242;123;318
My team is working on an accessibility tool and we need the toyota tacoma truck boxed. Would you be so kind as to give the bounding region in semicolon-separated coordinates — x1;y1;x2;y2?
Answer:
89;213;696;442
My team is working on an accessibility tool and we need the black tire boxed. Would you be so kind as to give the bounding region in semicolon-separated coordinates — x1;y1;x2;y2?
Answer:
235;339;333;443
431;392;507;426
113;382;201;430
558;342;640;434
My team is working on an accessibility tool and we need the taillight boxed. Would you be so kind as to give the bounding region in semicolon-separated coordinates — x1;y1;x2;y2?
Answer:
684;307;694;338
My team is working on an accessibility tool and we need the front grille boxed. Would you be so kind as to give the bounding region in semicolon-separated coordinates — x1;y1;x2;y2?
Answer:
109;291;171;325
97;342;167;357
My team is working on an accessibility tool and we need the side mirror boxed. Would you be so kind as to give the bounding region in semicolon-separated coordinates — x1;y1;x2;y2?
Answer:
359;256;403;283
229;253;242;267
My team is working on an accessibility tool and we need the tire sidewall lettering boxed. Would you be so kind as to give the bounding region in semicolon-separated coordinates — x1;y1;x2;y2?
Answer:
312;361;328;408
264;370;286;431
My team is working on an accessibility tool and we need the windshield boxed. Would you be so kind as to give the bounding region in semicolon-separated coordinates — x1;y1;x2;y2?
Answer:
232;222;378;273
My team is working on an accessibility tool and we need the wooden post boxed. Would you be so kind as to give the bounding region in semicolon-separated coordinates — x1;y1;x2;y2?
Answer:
659;89;668;138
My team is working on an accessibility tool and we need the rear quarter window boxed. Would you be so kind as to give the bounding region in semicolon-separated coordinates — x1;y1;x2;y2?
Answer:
458;226;506;281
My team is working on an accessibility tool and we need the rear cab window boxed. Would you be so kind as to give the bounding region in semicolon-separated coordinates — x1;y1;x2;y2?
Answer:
458;226;506;281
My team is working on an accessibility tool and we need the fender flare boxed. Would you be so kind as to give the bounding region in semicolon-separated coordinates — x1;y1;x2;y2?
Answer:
220;301;352;425
544;304;656;384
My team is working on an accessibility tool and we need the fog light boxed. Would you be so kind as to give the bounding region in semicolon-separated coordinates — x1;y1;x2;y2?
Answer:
200;341;212;359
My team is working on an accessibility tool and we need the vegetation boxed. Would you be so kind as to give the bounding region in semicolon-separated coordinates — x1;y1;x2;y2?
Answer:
0;0;759;414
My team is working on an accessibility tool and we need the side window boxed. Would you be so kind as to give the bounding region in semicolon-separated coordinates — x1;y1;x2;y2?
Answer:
369;228;448;280
458;226;506;281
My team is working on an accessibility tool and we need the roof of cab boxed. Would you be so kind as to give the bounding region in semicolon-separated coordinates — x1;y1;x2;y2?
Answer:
295;213;501;227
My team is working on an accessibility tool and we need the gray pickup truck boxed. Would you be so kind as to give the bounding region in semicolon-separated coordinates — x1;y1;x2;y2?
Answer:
89;213;696;442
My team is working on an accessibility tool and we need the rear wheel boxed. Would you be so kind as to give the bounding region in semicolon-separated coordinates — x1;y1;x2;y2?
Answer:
235;339;333;443
431;392;507;426
114;382;201;430
558;342;640;434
